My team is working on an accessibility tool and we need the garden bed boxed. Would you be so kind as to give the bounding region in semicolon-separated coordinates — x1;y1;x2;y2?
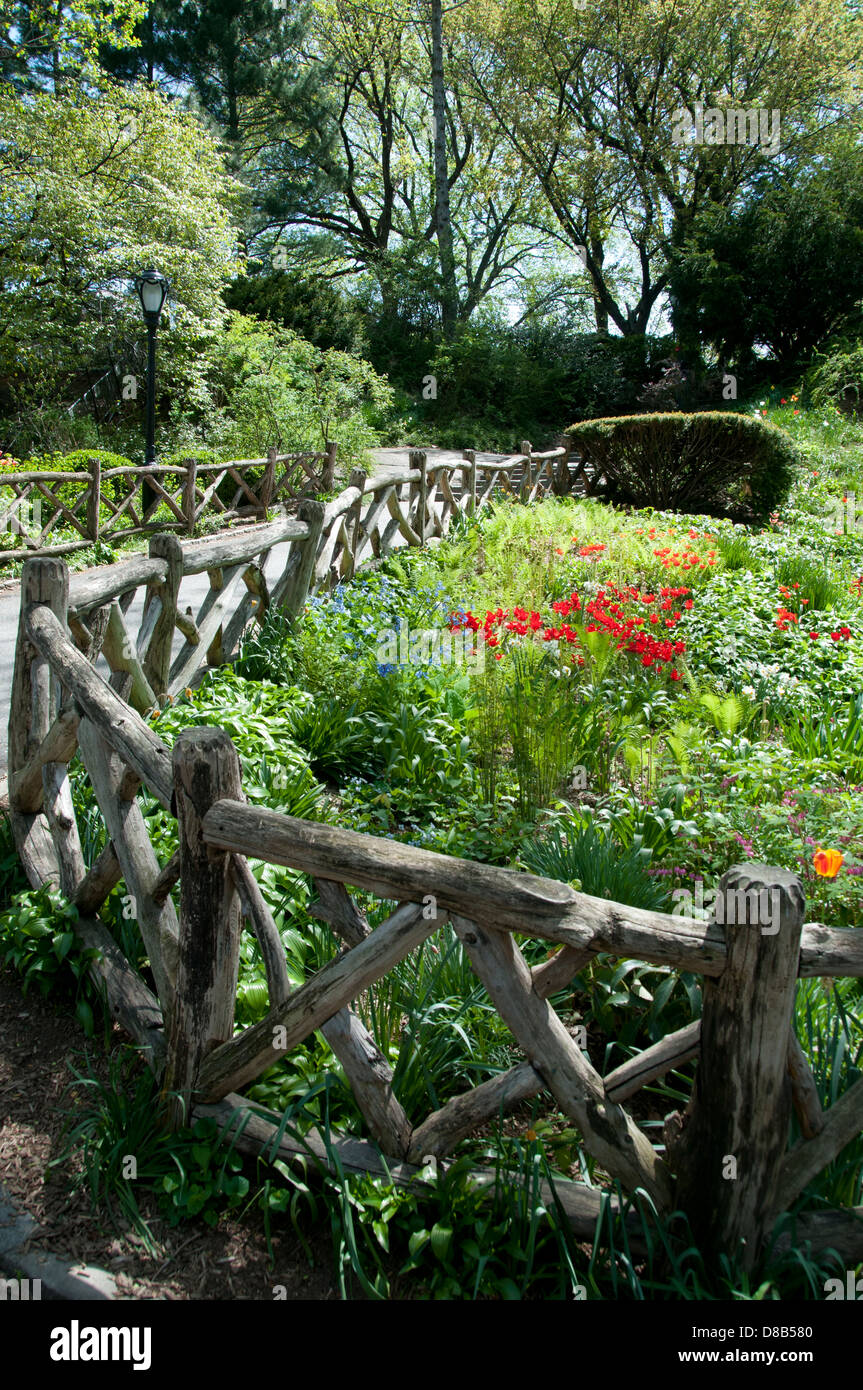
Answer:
3;404;863;1298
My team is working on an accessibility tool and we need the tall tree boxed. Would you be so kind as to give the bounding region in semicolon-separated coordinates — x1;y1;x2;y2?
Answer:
1;0;146;90
463;0;862;336
430;0;458;333
250;0;545;326
0;83;241;413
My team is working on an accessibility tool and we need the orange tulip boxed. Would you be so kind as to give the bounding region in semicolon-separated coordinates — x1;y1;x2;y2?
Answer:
813;848;844;878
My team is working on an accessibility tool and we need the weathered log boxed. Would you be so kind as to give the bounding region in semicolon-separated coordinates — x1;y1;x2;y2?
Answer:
674;865;806;1268
320;1008;412;1158
196;801;863;978
77;718;178;1013
143;534;183;696
182;457;198;534
450;914;672;1209
308;879;371;948
408;1010;702;1160
194;1091;634;1245
221;564;269;661
42;758;85;898
346;469;367;579
229;852;409;1155
69;556;167;616
603;1021;701;1104
168;564;245;697
776;1074;863;1213
8;808;61;889
772;1207;863;1265
73;841;123;915
10;704;80;814
200;802;576;928
101;601;157;714
530;946;592;998
407;1059;543;1164
271;498;325;614
10;560;67;778
195;902;435;1101
151;850;181;907
26;606;173;811
163;729;244;1128
181;517;309;575
352;486;393;569
73;911;166;1070
8;560;70;893
230;853;290;1007
386;485;422;548
787;1030;824;1141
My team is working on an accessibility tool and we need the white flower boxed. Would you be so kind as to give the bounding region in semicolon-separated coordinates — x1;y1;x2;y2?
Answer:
742;685;755;699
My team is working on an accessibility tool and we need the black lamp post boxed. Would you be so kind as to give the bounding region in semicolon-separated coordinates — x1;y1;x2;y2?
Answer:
133;267;170;516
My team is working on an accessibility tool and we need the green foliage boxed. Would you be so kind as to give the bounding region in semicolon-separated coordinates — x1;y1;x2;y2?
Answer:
415;322;664;450
52;1051;251;1253
669;169;863;372
0;885;102;1034
521;819;667;911
204;311;393;463
0;82;240;453
567;412;799;516
806;320;863;416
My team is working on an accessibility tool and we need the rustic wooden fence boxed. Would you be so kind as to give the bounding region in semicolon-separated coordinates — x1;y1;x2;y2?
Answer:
11;443;859;1270
0;444;339;565
0;441;579;568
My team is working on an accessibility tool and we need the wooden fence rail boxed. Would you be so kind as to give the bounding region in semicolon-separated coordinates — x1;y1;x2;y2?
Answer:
0;444;338;564
1;441;579;568
9;444;857;1271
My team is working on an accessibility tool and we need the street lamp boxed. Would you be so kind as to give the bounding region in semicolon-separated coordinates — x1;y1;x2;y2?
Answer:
133;266;170;515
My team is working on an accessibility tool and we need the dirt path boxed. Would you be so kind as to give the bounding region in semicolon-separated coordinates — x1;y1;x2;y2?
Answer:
0;965;344;1299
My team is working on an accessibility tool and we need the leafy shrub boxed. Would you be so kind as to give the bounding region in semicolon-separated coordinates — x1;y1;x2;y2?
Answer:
806;325;863;415
0;885;101;1033
205;312;393;464
420;323;665;450
566;411;799;516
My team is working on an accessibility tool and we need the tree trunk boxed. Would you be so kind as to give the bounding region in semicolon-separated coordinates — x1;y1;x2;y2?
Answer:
430;0;458;336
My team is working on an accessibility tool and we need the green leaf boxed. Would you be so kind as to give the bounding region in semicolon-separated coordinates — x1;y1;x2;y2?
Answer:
430;1222;453;1261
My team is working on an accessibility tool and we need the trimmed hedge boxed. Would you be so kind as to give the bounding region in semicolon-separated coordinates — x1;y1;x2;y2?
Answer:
566;411;799;516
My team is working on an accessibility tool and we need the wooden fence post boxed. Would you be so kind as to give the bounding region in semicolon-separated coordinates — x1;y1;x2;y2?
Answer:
8;558;78;892
673;863;806;1269
463;449;477;517
272;498;325;616
143;533;183;698
408;449;427;541
87;457;101;542
261;448;277;515
162;728;244;1129
347;467;366;577
322;440;338;492
182;458;198;535
520;440;532;503
554;438;572;496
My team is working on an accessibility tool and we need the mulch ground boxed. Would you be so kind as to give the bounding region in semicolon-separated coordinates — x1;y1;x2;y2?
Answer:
0;965;343;1300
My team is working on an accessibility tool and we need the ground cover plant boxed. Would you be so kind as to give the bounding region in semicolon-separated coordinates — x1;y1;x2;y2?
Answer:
5;404;861;1299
